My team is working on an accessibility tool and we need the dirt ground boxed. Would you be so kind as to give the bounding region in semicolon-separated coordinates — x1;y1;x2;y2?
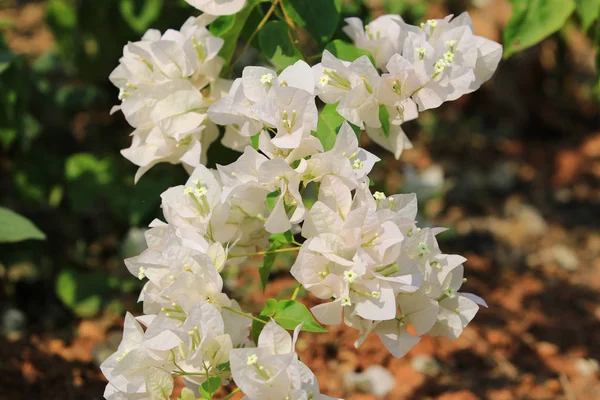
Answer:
1;1;599;399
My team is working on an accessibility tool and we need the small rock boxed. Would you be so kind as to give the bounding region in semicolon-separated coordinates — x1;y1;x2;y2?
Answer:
410;354;441;376
552;245;579;271
403;164;445;201
575;358;599;376
537;341;559;358
344;365;396;397
1;307;26;338
488;162;518;192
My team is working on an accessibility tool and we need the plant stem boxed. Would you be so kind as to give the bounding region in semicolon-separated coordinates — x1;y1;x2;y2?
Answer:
291;284;301;300
279;1;304;59
227;0;281;76
224;388;242;400
228;246;301;259
222;306;267;325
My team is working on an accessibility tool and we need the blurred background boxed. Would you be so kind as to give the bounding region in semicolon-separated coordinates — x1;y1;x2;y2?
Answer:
0;0;599;399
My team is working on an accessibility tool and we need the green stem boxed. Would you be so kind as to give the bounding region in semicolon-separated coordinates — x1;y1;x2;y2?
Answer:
228;246;301;259
223;388;242;400
222;306;267;325
227;0;281;76
291;284;301;301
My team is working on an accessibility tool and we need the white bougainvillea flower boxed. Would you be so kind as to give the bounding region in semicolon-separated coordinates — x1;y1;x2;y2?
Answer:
230;348;298;399
259;158;306;233
329;122;380;180
313;52;381;128
365;123;413;160
400;13;502;104
100;313;174;394
343;14;407;69
252;86;318;149
373;319;421;358
379;54;432;122
185;0;246;15
257;320;302;354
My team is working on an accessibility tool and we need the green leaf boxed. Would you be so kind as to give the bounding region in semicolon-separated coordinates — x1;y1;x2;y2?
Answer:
0;207;46;243
258;20;302;69
314;103;361;151
178;388;196;400
56;269;110;317
273;300;327;332
65;153;116;212
250;299;277;343
576;0;600;32
315;104;343;151
210;1;260;68
0;50;16;75
503;0;576;58
282;0;342;44
324;39;374;65
266;189;281;212
378;105;390;138
119;0;163;34
259;232;293;290
269;231;293;244
250;131;260;149
199;376;221;399
47;0;78;29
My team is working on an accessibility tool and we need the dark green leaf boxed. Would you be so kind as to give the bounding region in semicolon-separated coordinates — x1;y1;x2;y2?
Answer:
378;105;390;138
199;376;221;399
0;50;16;75
210;1;260;68
324;39;374;65
273;300;327;332
0;207;46;243
503;0;576;58
259;232;294;290
282;0;342;44
258;20;302;69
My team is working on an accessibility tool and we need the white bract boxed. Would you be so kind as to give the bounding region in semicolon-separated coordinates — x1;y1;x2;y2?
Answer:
105;6;500;400
185;0;247;16
110;17;226;181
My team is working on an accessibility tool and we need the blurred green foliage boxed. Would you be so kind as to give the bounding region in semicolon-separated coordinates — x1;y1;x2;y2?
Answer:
0;0;197;323
504;0;600;91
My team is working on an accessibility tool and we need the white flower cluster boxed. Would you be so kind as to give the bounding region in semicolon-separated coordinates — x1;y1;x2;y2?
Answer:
104;8;500;400
336;12;502;158
101;159;343;398
293;177;487;358
230;321;337;400
110;16;227;182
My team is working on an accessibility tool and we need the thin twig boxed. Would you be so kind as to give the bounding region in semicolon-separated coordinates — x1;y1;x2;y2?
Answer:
227;0;280;76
